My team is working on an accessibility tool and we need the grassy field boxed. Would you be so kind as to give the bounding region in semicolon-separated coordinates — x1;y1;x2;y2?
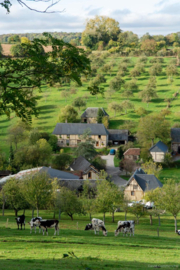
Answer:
0;210;180;270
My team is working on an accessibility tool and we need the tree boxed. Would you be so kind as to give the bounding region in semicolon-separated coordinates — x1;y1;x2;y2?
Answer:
97;108;104;123
147;180;180;232
58;105;78;123
81;180;96;221
29;129;41;145
92;156;106;171
82;16;121;48
72;97;86;112
88;81;105;99
141;39;157;54
129;203;146;224
109;77;124;91
166;65;178;77
123;79;138;91
149;64;162;76
120;159;135;175
121;100;134;114
0;33;90;121
61;91;70;103
2;178;27;216
108;102;122;117
8;123;26;150
130;68;140;77
10;44;27;57
135;107;148;117
74;129;97;161
51;154;73;170
56;187;83;220
136;114;170;147
141;160;162;178
135;63;145;73
0;0;63;13
102;116;109;128
95;180;124;222
48;135;58;152
139;85;158;107
0;43;2;57
94;74;106;84
22;171;53;216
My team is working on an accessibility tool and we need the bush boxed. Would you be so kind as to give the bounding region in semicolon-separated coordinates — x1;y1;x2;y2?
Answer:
115;146;124;159
92;156;106;171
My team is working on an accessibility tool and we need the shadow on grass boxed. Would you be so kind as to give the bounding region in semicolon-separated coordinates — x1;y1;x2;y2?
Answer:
109;119;124;129
38;105;57;111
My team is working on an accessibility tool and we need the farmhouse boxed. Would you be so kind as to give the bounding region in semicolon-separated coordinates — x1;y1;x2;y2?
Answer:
70;156;99;179
52;123;108;148
123;148;141;161
171;128;180;154
149;141;168;162
108;129;128;145
81;107;109;123
124;168;163;201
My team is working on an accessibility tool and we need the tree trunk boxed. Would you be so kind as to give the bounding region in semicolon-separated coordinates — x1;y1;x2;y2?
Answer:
158;215;161;226
2;202;5;216
23;209;25;215
58;209;61;220
37;208;39;217
174;216;177;232
137;217;139;225
150;214;152;225
32;209;34;218
112;211;115;223
14;209;18;217
53;211;56;219
103;212;105;223
125;211;127;221
90;213;91;222
68;214;73;220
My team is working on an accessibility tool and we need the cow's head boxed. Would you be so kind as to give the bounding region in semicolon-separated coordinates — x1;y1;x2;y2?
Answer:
103;230;108;237
114;230;119;237
85;223;93;230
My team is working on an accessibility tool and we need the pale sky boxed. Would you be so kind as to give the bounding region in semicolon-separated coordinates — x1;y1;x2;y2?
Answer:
0;0;180;36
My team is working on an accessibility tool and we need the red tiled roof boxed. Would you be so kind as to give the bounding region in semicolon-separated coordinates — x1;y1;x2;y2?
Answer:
124;148;141;156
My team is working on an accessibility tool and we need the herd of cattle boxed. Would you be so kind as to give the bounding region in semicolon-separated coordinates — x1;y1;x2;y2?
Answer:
15;214;135;237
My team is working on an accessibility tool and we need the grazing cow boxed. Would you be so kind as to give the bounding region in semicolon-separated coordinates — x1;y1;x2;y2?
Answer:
85;218;108;236
35;219;59;236
15;214;25;230
176;230;180;235
28;217;42;233
115;220;135;237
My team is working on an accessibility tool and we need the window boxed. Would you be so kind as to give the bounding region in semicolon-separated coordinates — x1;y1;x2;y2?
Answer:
66;140;69;145
98;135;101;139
60;140;63;144
77;140;81;144
131;191;135;196
88;172;92;179
133;185;138;189
67;134;70;138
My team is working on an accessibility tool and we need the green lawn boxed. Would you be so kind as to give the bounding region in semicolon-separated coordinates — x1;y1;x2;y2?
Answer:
0;210;180;270
1;56;180;158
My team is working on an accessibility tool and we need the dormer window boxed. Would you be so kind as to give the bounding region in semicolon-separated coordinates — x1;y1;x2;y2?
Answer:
98;135;101;139
67;135;70;138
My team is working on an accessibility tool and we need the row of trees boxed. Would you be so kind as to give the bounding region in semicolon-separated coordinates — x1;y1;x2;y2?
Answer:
1;172;180;231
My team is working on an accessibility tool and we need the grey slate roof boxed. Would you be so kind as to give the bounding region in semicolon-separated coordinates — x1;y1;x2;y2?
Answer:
39;166;79;180
108;129;128;141
149;141;168;153
70;156;91;172
52;123;109;136
81;107;109;118
171;128;180;143
126;168;163;192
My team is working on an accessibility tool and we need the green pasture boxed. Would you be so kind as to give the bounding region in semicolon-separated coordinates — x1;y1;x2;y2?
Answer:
0;210;180;270
1;56;180;156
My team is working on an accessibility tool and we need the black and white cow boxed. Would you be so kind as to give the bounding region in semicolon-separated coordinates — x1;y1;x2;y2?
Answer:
176;230;180;235
85;218;108;236
35;219;59;236
15;214;25;230
115;220;135;237
28;217;42;233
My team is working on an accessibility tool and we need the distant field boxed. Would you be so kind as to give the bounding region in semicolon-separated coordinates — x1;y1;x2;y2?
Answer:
0;210;180;270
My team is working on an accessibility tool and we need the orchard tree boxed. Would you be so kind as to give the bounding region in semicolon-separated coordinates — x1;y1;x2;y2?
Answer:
139;85;158;107
58;105;78;123
123;79;138;92
136;114;170;147
130;68;140;77
8;123;26;150
108;102;122;117
149;63;162;76
129;203;146;224
61;91;70;103
166;65;178;77
141;160;162;178
51;154;73;170
0;33;90;122
97;108;105;123
141;39;157;54
88;81;105;99
109;77;124;91
72;97;86;112
121;100;134;114
81;180;96;221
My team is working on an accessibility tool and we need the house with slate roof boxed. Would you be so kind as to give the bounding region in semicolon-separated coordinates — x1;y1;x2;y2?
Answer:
149;141;168;162
81;107;109;123
108;129;128;145
124;168;163;201
171;128;180;154
52;123;109;148
70;156;99;180
124;148;141;161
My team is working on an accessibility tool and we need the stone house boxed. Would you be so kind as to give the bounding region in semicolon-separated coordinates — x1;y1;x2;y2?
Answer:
123;148;141;161
52;123;109;148
149;141;168;162
108;129;128;145
81;107;109;123
124;168;163;201
171;128;180;154
70;156;99;180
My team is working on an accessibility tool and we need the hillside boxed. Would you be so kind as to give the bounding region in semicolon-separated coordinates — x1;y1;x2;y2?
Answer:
0;54;180;155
